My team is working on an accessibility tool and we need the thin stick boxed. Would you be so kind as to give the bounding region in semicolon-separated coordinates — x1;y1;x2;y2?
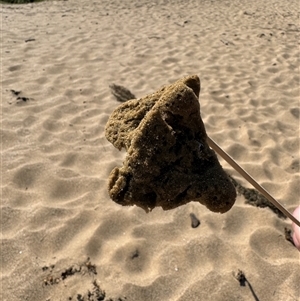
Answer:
207;136;300;227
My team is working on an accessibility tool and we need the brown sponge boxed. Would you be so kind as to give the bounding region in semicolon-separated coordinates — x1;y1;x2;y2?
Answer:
105;75;236;213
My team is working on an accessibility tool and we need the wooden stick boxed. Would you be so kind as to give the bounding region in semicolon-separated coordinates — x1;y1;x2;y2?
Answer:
207;136;300;227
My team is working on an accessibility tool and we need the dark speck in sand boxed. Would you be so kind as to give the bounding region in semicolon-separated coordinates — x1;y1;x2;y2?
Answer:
25;38;36;43
17;96;29;102
290;108;299;119
284;227;295;246
190;213;200;228
234;270;261;301
235;270;247;286
131;250;139;259
10;89;21;96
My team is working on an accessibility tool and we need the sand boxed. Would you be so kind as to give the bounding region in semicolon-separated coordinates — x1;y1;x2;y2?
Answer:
1;0;299;300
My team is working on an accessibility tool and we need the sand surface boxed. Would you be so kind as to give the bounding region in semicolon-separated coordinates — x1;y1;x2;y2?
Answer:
1;0;300;300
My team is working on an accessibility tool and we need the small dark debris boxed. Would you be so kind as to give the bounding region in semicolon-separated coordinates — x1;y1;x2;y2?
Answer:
235;270;261;300
17;96;29;102
44;275;59;286
109;84;136;102
61;265;81;280
190;213;200;228
74;280;106;301
131;250;139;259
290;108;299;119
42;264;55;272
77;294;84;301
284;227;295;246
90;280;106;300
86;258;97;275
235;270;247;286
42;258;96;286
10;89;21;96
25;38;36;43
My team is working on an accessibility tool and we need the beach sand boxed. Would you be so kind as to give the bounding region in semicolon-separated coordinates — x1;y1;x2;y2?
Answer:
1;0;299;300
